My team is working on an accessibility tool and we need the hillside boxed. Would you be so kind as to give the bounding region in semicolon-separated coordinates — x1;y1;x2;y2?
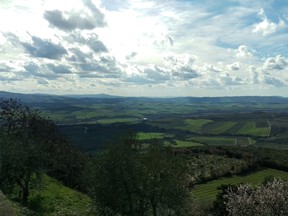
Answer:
1;91;288;112
9;175;92;216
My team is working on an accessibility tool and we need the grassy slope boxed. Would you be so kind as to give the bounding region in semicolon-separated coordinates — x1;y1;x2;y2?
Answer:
14;175;92;216
193;168;288;207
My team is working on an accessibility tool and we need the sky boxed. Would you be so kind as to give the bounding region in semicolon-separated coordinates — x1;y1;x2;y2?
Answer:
0;0;288;97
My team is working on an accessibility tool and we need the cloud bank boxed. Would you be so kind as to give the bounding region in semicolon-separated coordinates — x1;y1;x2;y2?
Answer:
0;0;288;96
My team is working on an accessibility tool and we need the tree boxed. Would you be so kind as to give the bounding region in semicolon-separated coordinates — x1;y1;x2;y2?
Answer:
0;99;53;203
43;135;89;190
139;144;190;216
86;133;192;216
86;133;143;216
225;178;288;216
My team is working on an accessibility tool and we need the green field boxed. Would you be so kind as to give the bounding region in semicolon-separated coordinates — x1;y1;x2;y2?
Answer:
38;96;288;152
178;119;213;132
201;122;237;134
236;121;269;137
185;136;256;146
200;121;270;137
174;140;203;148
97;118;140;124
48;112;76;123
149;118;186;130
137;132;173;140
188;136;235;145
235;137;250;145
193;168;288;207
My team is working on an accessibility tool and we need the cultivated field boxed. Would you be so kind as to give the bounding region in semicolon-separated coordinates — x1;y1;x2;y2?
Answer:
193;168;288;207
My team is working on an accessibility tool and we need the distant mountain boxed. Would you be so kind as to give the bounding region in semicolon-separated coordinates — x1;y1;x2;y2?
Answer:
64;93;122;99
0;91;120;103
0;91;288;105
0;91;66;103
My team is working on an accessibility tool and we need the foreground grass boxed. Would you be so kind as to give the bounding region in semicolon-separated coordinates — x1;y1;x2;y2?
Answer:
14;175;92;216
193;168;288;207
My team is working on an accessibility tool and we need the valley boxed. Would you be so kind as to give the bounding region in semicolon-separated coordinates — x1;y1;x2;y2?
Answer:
1;91;288;212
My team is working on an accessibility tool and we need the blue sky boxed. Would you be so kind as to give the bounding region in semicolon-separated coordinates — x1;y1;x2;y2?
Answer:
0;0;288;96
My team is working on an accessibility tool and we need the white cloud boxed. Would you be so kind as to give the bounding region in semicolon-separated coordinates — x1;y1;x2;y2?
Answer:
263;76;287;87
219;73;242;85
248;55;288;87
227;62;240;71
164;54;197;68
202;64;221;73
44;0;106;32
165;34;174;46
263;55;288;70
235;45;253;58
249;66;260;84
0;32;5;44
253;9;286;36
21;36;68;60
36;78;50;85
